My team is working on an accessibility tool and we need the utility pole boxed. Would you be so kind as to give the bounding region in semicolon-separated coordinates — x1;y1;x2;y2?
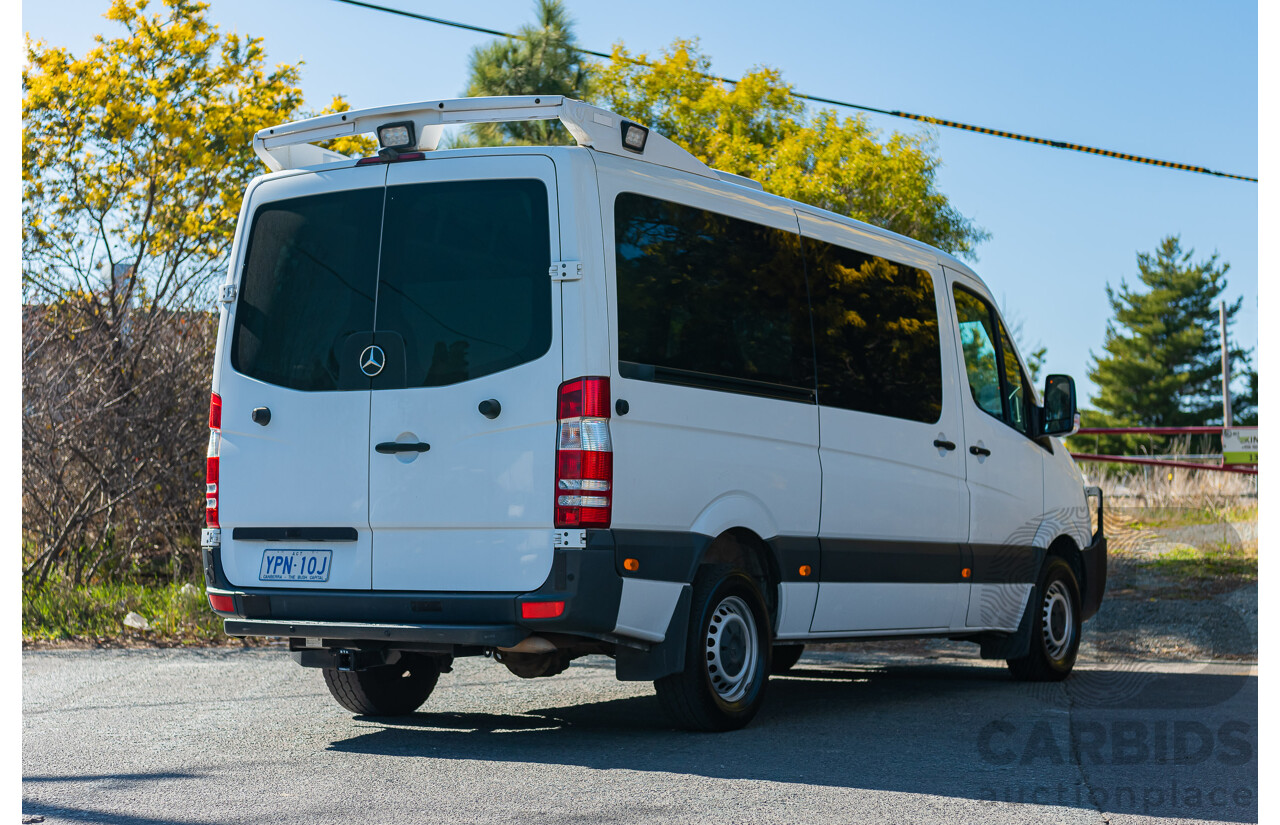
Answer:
1220;300;1232;426
112;261;135;347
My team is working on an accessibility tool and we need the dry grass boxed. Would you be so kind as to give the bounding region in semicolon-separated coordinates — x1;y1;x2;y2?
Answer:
1080;463;1257;510
1084;461;1259;602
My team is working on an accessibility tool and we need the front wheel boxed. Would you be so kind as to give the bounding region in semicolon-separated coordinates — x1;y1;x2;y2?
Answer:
655;565;771;731
1007;557;1081;681
323;654;440;716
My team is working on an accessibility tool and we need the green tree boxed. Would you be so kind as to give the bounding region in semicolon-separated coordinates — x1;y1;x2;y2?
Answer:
595;40;988;259
461;0;594;146
1089;236;1252;428
21;0;361;585
1235;368;1259;426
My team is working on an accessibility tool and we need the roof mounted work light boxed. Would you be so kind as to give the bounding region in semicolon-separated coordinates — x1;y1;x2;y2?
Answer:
620;121;648;153
377;121;417;159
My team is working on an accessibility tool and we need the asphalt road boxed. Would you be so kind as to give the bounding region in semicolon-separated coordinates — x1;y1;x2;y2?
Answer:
22;645;1256;825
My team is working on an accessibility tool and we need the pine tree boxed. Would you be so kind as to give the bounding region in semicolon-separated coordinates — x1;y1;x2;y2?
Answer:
1088;236;1253;428
460;0;593;146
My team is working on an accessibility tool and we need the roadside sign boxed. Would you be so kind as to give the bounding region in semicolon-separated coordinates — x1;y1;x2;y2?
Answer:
1223;427;1258;465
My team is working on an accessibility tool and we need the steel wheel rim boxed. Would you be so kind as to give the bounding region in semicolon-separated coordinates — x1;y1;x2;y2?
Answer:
1041;580;1074;660
704;595;758;703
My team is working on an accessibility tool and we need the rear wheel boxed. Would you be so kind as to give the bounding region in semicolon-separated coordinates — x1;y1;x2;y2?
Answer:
323;654;440;716
655;564;771;731
1007;557;1081;681
770;644;805;674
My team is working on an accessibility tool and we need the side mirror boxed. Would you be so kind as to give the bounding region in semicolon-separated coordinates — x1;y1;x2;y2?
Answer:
1042;374;1079;437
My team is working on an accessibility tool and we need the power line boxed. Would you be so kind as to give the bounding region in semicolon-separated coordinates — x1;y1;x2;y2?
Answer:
329;0;1257;183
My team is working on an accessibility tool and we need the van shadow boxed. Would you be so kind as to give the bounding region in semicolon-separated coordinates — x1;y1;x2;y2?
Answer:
327;661;1257;822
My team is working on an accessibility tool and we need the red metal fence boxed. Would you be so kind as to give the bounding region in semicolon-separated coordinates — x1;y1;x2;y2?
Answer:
1070;427;1257;475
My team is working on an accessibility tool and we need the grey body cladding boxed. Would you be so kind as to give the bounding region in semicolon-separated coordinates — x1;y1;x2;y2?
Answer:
608;529;1042;586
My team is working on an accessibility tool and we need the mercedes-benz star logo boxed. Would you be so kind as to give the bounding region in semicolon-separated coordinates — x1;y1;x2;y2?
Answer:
359;345;385;377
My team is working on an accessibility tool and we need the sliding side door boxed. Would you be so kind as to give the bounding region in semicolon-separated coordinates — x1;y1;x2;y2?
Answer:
800;212;971;633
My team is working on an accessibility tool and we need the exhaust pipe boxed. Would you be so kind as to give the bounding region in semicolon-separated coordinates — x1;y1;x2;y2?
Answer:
496;635;557;655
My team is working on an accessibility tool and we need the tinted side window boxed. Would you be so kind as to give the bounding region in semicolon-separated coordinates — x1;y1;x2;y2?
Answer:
232;188;383;392
953;287;1003;421
955;286;1033;435
614;193;813;400
376;178;552;387
999;319;1030;434
805;238;942;423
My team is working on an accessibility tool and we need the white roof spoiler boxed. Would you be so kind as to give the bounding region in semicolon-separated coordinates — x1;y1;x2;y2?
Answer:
252;95;727;183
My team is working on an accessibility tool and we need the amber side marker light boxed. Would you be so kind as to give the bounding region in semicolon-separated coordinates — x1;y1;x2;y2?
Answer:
961;567;972;579
623;558;640;572
798;565;812;578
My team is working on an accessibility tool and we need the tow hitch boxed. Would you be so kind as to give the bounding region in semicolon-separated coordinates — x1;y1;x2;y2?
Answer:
291;645;401;671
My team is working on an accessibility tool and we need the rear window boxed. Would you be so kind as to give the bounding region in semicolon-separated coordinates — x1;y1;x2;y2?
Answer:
231;178;552;392
376;178;552;388
231;188;383;392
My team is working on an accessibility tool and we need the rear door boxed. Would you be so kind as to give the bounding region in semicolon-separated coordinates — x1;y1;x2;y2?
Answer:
368;155;562;592
218;165;387;589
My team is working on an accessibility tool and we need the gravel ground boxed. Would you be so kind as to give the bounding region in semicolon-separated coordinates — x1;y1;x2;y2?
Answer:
1091;515;1258;662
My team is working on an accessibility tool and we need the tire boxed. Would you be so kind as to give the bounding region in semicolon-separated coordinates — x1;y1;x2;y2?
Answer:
770;644;805;674
1007;557;1082;682
323;654;440;716
654;564;771;731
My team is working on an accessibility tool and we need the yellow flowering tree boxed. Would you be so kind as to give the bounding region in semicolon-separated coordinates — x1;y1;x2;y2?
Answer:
20;0;366;586
595;40;988;260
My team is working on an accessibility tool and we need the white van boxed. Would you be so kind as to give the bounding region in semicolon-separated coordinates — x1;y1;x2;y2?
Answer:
202;96;1107;731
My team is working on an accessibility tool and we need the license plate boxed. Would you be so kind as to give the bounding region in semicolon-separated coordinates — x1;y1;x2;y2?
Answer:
259;549;332;582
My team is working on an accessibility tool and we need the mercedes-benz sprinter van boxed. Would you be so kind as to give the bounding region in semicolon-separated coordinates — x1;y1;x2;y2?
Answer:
201;96;1107;731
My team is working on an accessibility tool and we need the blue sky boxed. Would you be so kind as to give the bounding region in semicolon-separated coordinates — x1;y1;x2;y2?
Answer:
20;0;1259;408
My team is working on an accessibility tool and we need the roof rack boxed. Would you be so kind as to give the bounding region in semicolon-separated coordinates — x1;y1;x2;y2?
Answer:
253;95;754;186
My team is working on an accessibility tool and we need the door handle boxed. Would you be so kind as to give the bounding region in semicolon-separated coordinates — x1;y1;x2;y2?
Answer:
969;445;992;457
933;439;956;451
375;442;431;454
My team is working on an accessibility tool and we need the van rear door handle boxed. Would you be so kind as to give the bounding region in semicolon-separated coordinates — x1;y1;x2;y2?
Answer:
933;439;956;451
375;442;431;454
969;445;992;457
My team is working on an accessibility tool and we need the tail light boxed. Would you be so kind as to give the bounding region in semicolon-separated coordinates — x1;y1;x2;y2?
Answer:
555;377;612;527
206;393;221;528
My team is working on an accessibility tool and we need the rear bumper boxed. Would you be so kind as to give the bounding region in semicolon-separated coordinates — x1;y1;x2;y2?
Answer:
203;536;626;648
223;618;524;648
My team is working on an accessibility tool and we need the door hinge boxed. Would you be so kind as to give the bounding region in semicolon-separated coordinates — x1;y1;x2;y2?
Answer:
553;529;587;549
219;284;238;303
549;261;583;281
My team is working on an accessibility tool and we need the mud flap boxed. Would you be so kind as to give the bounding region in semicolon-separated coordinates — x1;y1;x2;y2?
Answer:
978;586;1036;660
614;586;692;680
